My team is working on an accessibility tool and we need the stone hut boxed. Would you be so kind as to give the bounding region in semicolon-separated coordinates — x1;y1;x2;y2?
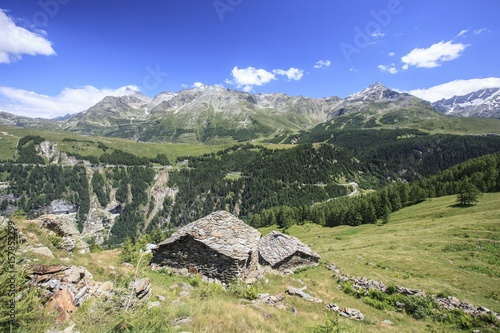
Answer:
258;231;320;273
151;211;261;283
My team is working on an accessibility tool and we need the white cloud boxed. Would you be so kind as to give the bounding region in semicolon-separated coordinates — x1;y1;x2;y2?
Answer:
377;64;398;75
0;9;56;64
273;68;304;81
474;28;488;34
228;66;304;92
401;40;468;70
388;52;396;57
314;59;331;69
0;85;140;118
409;77;500;102
192;82;204;88
372;31;386;38
229;66;276;92
456;29;469;38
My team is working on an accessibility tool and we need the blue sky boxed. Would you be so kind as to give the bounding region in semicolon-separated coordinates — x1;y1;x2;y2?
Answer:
1;0;500;118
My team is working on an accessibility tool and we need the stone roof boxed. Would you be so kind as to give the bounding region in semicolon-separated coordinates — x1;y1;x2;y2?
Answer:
157;211;261;261
258;231;320;266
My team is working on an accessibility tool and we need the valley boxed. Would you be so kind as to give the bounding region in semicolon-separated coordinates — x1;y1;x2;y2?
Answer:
1;83;500;332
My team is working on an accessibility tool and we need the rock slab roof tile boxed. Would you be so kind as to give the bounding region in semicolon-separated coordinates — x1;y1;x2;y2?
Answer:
157;211;261;260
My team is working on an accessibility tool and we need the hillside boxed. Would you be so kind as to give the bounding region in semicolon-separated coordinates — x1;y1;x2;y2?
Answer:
2;131;500;246
3;83;500;145
2;193;498;332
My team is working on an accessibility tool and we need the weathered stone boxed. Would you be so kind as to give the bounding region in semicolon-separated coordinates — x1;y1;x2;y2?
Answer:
120;262;134;268
65;267;88;284
130;278;152;300
286;286;322;303
32;214;88;252
45;200;78;215
30;246;55;258
46;287;77;322
152;211;260;283
327;303;364;320
329;262;500;322
94;281;113;297
74;286;89;306
148;301;161;308
173;317;192;325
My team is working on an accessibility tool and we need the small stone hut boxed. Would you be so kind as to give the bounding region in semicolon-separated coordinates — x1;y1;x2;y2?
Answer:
258;231;320;272
151;211;261;283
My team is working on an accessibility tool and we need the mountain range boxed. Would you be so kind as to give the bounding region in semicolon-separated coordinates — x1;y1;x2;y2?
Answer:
432;87;500;118
1;83;499;143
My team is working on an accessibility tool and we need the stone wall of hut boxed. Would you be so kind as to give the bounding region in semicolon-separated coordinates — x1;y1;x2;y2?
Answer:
151;236;252;283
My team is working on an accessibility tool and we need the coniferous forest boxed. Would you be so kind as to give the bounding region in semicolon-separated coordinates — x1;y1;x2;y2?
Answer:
1;131;500;245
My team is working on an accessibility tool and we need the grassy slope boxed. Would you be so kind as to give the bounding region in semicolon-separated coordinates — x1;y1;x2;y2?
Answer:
281;192;500;311
16;193;499;332
0;125;295;162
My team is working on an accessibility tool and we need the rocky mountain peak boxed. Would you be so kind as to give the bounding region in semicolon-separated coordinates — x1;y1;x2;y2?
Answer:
433;87;500;118
344;82;399;103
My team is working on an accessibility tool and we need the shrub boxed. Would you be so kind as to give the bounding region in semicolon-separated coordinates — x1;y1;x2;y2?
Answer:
189;276;201;288
362;296;390;310
48;234;63;249
199;283;224;299
386;283;397;295
338;282;356;296
311;315;345;333
403;295;436;320
229;282;259;300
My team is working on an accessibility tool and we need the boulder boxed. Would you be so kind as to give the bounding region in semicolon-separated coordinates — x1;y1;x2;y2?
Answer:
326;303;364;320
130;278;152;300
30;246;55;258
286;286;323;303
46;287;77;322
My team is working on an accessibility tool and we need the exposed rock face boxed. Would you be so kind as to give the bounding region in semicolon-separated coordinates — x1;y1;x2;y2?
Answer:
34;214;88;252
46;200;78;215
38;141;59;162
433;87;500;118
152;211;261;283
258;231;320;273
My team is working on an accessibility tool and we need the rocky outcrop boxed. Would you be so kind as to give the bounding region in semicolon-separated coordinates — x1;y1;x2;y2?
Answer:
28;265;95;321
28;264;152;321
34;214;88;252
327;263;500;322
326;303;364;320
254;293;287;310
38;141;59;162
46;199;78;215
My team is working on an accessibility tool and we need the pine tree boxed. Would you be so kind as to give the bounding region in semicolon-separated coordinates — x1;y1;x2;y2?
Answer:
456;180;481;206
